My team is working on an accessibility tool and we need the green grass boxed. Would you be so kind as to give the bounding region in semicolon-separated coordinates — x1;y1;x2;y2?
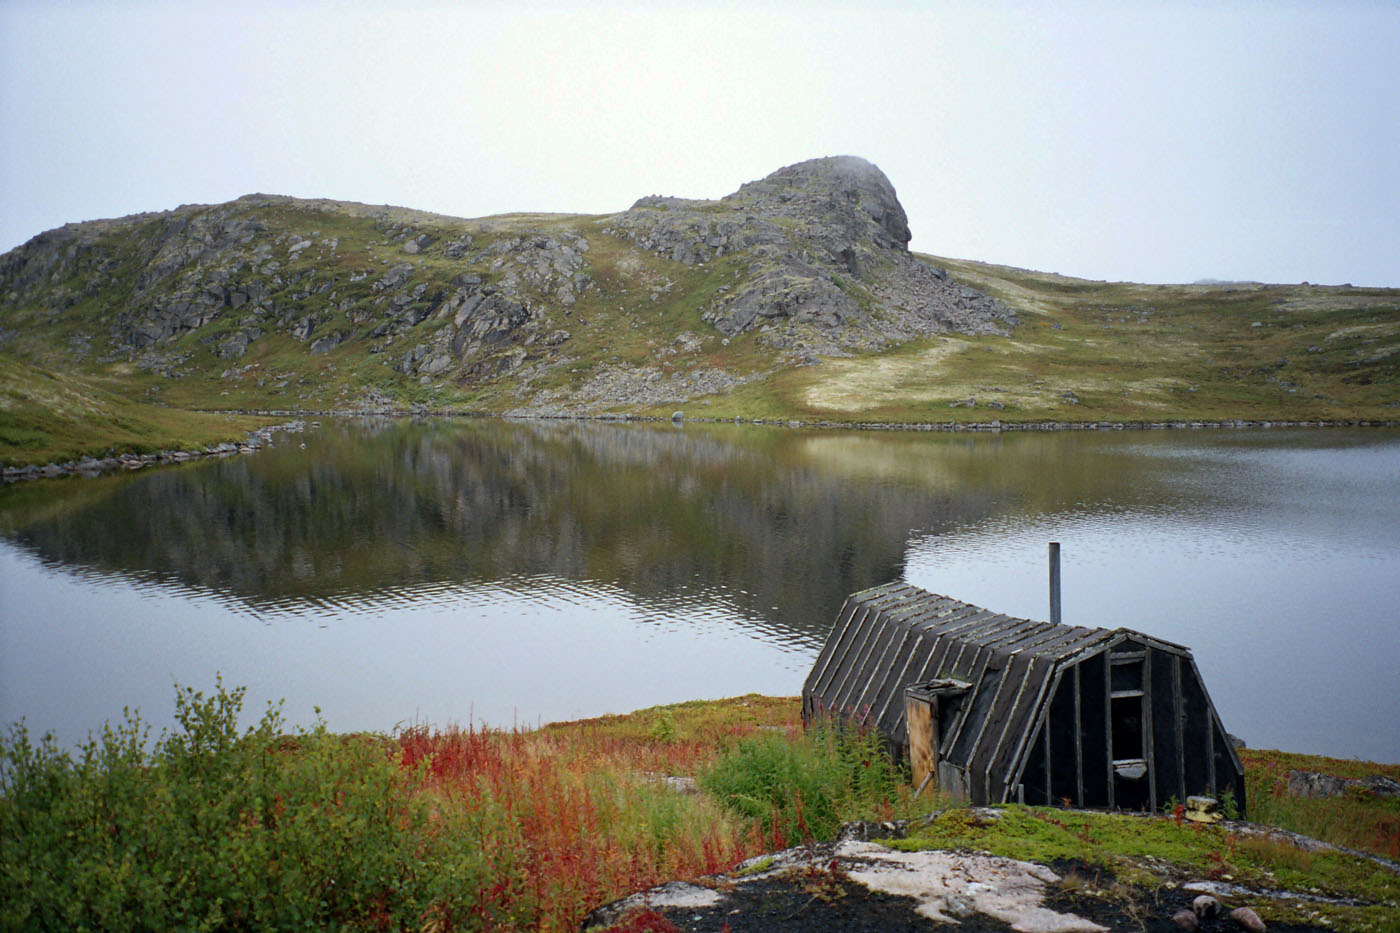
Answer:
2;688;905;931
1;680;520;930
1238;747;1400;860
699;723;907;842
890;805;1400;930
0;353;276;467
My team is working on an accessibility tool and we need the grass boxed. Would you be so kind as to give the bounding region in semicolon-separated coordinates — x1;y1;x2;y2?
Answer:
0;352;276;467
891;805;1400;930
754;260;1400;425
4;687;1397;930
1238;747;1400;860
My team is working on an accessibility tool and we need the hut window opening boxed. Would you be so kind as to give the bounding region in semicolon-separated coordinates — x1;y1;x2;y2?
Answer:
1111;696;1144;761
1110;656;1146;764
1111;659;1144;695
1111;654;1150;809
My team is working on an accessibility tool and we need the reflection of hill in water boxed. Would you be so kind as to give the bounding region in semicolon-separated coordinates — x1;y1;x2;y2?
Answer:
0;420;1201;642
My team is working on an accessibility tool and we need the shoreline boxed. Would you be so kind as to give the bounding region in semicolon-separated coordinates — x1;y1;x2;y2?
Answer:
5;409;1398;483
1;419;307;483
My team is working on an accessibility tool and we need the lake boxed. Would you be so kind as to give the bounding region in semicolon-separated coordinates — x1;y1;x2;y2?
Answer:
2;419;1397;762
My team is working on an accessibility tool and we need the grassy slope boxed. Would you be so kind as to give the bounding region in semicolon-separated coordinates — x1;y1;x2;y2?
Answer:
0;354;275;466
709;256;1400;424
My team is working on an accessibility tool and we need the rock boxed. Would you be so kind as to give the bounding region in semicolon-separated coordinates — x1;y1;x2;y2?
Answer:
1227;733;1247;749
1286;770;1349;798
1192;894;1221;919
1228;905;1266;931
606;156;1015;355
1287;769;1400;798
310;331;345;354
671;411;683;422
1184;796;1221;823
1172;908;1200;930
1362;775;1400;797
1062;390;1081;404
837;820;906;842
443;235;473;259
372;262;414;292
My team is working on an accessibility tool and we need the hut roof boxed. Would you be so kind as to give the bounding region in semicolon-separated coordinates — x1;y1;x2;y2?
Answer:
802;581;1194;799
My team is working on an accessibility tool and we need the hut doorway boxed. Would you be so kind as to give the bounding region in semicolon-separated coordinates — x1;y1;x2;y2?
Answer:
904;679;970;799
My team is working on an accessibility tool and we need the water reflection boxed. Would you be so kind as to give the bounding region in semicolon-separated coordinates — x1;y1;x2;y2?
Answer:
1;420;1005;641
1;421;1398;760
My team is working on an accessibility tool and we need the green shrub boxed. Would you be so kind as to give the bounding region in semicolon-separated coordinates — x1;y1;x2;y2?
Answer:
699;724;903;843
0;679;520;930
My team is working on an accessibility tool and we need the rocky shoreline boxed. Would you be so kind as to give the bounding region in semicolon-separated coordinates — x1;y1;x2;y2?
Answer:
215;405;1400;433
8;406;1388;479
5;411;1396;484
1;420;307;483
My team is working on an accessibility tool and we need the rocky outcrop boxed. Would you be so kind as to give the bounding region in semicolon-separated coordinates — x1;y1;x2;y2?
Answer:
0;157;1017;408
605;156;1015;354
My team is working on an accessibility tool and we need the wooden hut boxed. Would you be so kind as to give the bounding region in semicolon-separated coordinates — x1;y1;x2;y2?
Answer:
801;582;1245;814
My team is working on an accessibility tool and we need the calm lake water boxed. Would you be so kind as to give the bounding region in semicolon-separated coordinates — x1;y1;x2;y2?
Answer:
2;420;1397;761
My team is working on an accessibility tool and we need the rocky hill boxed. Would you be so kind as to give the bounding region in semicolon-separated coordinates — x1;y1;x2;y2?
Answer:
0;157;1013;417
605;156;1014;351
1;156;1397;466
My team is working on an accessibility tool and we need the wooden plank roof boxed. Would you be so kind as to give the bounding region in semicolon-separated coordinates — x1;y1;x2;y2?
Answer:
801;581;1195;802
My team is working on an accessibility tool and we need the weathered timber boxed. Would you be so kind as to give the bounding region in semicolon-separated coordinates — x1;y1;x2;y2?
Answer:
802;582;1246;813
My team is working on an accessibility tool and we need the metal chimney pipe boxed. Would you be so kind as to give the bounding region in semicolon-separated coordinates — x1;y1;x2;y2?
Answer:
1049;541;1062;625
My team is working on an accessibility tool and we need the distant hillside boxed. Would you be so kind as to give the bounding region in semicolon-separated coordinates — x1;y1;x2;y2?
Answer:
1;156;1397;464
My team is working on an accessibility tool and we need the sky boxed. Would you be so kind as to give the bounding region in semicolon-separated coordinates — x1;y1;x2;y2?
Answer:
2;1;1398;286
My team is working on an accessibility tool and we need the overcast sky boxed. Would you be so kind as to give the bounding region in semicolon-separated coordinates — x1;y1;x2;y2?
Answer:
2;1;1397;285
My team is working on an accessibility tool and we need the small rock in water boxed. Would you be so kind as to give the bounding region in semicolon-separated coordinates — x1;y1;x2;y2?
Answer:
1228;906;1266;931
1172;908;1199;931
671;410;684;422
1192;894;1221;919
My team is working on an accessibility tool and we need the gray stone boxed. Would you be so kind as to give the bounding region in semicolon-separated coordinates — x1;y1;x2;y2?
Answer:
1228;906;1266;931
443;236;474;259
1172;908;1199;931
604;156;1015;356
1192;894;1221;919
1287;769;1400;798
310;331;345;354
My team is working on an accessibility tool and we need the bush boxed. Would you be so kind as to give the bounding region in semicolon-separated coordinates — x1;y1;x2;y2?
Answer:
0;679;521;930
699;724;904;843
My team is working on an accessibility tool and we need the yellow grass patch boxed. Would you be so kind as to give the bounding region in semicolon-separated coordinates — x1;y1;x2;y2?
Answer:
801;340;971;412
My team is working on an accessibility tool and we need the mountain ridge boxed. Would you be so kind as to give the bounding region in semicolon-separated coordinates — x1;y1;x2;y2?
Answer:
2;156;1398;466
